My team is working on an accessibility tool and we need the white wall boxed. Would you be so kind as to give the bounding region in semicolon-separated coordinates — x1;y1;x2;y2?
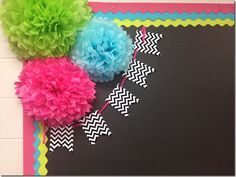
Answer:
0;27;23;175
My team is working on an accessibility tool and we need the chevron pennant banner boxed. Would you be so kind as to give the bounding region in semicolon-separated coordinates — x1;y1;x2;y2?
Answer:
106;84;140;117
80;110;112;145
123;60;155;88
134;30;163;55
49;125;74;152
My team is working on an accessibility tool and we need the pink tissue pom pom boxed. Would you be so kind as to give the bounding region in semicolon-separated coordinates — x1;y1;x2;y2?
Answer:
15;57;96;127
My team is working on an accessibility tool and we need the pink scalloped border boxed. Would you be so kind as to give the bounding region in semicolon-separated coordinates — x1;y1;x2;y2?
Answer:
88;2;234;13
23;106;35;175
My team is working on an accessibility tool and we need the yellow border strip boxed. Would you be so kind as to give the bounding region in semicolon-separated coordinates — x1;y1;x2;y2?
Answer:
38;122;48;176
113;19;234;27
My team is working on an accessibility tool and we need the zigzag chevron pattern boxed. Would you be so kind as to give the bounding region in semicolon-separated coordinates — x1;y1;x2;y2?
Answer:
123;60;155;88
49;125;74;152
106;84;139;117
80;110;112;145
134;30;163;55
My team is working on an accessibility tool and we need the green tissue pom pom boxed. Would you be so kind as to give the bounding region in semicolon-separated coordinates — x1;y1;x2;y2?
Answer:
0;0;92;60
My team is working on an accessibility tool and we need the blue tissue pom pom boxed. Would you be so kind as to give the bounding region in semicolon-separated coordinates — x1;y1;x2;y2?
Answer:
70;17;134;82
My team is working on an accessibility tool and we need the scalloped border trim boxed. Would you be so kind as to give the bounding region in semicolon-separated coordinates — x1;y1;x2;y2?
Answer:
33;122;40;175
113;19;234;27
95;12;234;21
89;2;234;13
33;122;48;176
38;122;48;175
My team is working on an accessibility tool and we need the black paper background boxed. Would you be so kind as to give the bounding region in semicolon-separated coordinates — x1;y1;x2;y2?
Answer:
46;26;235;175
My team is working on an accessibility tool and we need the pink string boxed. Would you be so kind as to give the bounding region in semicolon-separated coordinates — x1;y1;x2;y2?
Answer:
141;27;147;42
73;122;81;128
120;76;127;87
98;26;147;114
98;101;110;114
132;48;138;61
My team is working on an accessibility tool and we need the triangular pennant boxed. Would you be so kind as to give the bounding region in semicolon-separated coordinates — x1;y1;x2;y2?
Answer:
106;84;139;117
80;110;112;145
49;124;74;152
123;60;155;88
134;30;163;55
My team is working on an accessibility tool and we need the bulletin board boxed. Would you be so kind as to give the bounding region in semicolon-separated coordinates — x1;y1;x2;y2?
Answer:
22;2;234;175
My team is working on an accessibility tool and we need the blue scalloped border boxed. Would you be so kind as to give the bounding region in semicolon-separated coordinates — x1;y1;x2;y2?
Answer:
33;121;40;175
94;12;234;20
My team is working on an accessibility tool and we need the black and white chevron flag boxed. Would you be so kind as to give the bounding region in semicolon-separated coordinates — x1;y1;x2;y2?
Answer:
123;60;155;88
134;30;163;55
106;84;139;117
49;125;74;152
80;110;112;145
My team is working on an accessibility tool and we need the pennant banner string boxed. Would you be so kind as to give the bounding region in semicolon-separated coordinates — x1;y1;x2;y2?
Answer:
98;26;147;115
50;26;163;148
